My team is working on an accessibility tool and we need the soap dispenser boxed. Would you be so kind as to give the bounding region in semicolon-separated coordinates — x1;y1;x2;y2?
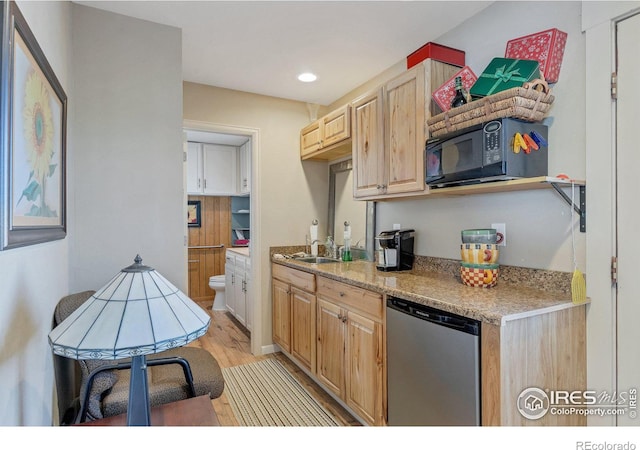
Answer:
342;221;352;262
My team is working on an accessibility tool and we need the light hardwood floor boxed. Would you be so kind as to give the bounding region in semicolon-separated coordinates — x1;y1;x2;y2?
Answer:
191;300;361;426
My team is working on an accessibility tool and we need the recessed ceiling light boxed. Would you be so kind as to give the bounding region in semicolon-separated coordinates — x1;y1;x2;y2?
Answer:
298;72;317;83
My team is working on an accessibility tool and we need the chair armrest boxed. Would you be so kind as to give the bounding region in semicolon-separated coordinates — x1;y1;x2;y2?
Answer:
77;356;195;424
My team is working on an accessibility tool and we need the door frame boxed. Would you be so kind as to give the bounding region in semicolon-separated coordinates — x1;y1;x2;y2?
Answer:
583;1;640;426
183;119;262;356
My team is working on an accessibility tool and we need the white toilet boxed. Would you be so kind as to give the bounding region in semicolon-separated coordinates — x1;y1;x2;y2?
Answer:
208;275;226;311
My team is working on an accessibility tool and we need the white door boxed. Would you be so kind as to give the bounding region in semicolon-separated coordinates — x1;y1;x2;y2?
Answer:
186;142;202;194
616;12;640;426
203;144;237;195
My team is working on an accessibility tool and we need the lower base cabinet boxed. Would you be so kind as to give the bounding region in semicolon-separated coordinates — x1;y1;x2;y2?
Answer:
272;264;316;371
316;277;385;426
225;251;251;330
272;263;385;426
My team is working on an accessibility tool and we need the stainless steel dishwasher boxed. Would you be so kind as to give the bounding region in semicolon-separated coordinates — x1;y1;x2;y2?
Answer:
386;297;481;426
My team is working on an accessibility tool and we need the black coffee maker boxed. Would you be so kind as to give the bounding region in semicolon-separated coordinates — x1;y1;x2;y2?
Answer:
375;229;415;271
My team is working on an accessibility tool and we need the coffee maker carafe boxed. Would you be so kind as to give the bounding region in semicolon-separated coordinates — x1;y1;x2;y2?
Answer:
375;229;415;271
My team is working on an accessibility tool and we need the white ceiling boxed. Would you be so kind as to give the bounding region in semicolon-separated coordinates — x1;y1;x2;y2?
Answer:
75;1;493;106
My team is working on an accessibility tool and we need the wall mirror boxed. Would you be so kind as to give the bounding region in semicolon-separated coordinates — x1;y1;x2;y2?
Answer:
328;159;375;260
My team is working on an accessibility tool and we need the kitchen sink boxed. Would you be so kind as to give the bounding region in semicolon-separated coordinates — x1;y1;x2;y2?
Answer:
294;256;341;264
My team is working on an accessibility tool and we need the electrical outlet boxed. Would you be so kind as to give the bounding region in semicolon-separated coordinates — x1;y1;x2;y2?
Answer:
492;223;506;246
393;223;401;230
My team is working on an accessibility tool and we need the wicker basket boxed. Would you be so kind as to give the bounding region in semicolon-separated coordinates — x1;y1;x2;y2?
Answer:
427;79;554;138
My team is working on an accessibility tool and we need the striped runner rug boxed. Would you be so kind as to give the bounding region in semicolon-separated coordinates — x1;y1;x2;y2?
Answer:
221;358;340;426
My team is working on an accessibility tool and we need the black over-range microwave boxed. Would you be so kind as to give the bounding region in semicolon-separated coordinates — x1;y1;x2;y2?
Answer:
426;118;549;188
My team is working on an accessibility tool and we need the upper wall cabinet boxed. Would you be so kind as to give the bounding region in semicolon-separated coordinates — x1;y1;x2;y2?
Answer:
187;142;238;196
351;59;460;200
300;104;351;161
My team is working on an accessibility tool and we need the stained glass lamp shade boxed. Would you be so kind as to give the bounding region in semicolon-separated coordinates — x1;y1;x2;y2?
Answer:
48;255;211;425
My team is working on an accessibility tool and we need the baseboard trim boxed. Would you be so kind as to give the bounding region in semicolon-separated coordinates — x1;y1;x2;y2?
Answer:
261;343;278;355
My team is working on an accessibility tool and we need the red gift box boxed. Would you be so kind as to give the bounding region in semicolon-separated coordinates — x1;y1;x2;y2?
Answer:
505;28;567;83
431;66;478;112
407;42;465;69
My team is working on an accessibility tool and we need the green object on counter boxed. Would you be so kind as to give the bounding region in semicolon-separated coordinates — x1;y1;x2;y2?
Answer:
469;58;540;98
342;250;352;262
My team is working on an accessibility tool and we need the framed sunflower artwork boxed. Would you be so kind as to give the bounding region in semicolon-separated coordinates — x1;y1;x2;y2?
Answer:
1;2;67;250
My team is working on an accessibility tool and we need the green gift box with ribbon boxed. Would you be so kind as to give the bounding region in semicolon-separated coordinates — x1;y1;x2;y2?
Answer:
469;57;540;98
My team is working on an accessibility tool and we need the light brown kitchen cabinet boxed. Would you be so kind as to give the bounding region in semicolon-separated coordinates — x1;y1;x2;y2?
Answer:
300;120;322;157
351;59;460;200
316;298;345;397
271;264;317;373
316;276;385;426
291;286;316;373
300;104;351;161
352;88;385;198
272;278;292;353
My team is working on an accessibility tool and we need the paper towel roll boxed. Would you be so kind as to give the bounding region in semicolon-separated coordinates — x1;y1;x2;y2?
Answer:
310;220;318;256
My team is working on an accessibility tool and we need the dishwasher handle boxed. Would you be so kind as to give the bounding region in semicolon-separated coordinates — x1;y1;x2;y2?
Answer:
387;297;480;336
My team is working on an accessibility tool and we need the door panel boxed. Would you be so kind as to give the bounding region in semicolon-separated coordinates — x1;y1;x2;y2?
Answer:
291;287;316;373
352;89;384;198
616;12;640;426
187;196;231;301
384;67;425;194
345;311;381;425
272;279;291;352
316;298;345;397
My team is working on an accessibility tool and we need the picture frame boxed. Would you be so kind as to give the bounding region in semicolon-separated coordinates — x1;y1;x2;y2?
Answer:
187;200;201;227
1;1;67;250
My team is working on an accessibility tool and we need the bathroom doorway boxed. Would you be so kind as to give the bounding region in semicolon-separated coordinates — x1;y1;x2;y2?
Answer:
182;120;259;352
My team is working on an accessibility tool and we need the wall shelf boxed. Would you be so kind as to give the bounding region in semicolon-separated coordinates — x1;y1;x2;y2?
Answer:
427;176;587;232
231;196;251;246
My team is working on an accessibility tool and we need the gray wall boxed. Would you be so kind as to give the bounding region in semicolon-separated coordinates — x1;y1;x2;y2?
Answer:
70;5;185;291
0;1;71;426
376;1;585;272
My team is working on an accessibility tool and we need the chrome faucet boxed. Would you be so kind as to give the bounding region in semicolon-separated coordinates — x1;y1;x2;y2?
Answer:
305;235;319;256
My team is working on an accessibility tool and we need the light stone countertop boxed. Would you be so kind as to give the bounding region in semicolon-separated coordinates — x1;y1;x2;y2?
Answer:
227;247;250;257
272;258;587;326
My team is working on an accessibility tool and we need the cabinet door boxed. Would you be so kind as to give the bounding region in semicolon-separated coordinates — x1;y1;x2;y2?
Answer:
316;298;345;398
233;256;246;326
224;258;235;314
351;88;385;198
345;310;384;425
322;105;350;148
187;142;203;194
291;287;316;374
239;141;251;194
203;144;237;195
244;265;252;332
300;120;322;157
272;278;292;353
384;66;426;195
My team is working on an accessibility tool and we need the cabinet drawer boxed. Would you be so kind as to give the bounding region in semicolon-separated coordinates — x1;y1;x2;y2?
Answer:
272;264;316;292
317;277;383;320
